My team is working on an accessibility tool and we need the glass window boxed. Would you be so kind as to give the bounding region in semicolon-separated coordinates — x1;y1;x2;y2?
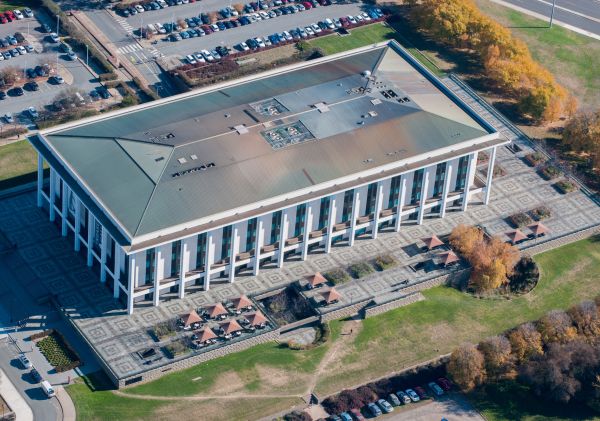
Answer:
221;226;232;259
270;211;282;244
455;156;470;190
318;197;330;230
294;204;306;237
387;176;401;209
410;169;424;205
341;190;354;222
432;163;447;197
365;183;378;215
170;241;181;277
246;218;257;251
145;248;155;283
195;233;207;269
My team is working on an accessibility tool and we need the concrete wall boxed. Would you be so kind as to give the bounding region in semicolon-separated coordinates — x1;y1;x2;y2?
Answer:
364;292;425;318
522;225;600;256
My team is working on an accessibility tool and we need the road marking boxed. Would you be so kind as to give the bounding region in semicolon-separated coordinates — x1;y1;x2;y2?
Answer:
530;0;600;24
113;15;134;34
117;43;142;54
489;0;600;40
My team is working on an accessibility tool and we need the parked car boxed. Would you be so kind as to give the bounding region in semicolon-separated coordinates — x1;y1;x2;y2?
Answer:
25;81;39;91
193;52;206;63
27;106;38;119
237;41;249;51
11;86;23;96
25;44;34;52
377;399;393;413
349;408;365;421
185;54;197;64
30;367;42;382
367;402;382;417
428;381;444;396
42;23;52;33
200;49;214;61
437;377;453;391
215;46;229;57
405;388;420;402
18;353;32;369
98;87;111;99
49;32;59;43
13;10;24;20
4;113;14;123
396;390;411;404
414;386;428;399
387;393;401;406
339;413;352;421
51;75;65;84
0;91;5;100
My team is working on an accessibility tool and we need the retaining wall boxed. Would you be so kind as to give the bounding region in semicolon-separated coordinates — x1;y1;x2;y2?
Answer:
522;225;600;256
364;292;425;318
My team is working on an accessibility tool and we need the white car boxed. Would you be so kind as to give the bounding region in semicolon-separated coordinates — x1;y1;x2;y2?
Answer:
135;4;145;13
324;18;335;29
305;26;315;36
4;113;14;123
259;11;269;20
193;52;206;63
155;22;167;34
49;32;59;43
157;0;168;7
311;23;322;33
347;15;357;24
185;54;197;64
13;10;24;20
254;37;265;48
200;49;214;62
282;31;292;41
18;353;32;369
361;12;371;21
27;106;39;119
355;14;364;22
237;41;249;51
405;389;420;402
210;23;219;32
17;46;26;55
23;8;34;18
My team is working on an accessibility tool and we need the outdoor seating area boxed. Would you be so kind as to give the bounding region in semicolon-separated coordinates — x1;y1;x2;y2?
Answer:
506;222;550;245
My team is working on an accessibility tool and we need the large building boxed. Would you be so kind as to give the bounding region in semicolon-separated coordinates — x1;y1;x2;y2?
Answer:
30;41;505;314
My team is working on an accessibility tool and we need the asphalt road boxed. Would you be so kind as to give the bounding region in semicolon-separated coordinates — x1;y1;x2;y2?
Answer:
493;0;600;37
0;12;103;128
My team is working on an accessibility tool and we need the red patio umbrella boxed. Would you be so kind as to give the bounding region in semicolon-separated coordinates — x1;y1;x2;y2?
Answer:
506;229;527;244
220;319;243;334
440;250;460;266
205;303;228;318
321;288;341;304
528;222;549;237
308;272;328;288
196;328;217;343
180;310;201;327
423;235;444;250
245;311;267;327
231;295;253;310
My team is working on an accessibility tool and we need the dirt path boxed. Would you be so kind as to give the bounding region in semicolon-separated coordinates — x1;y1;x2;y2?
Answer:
112;319;362;402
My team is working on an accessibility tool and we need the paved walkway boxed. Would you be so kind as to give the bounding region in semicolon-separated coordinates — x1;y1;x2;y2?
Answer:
56;386;76;421
0;368;33;421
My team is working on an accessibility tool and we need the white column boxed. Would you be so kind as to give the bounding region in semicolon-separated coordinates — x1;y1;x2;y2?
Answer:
229;225;239;282
127;254;137;315
394;176;407;232
484;147;497;205
100;228;108;283
74;199;81;251
302;202;314;260
325;197;336;253
372;181;384;239
204;232;214;290
86;212;93;267
37;154;43;207
61;182;68;236
153;248;161;306
253;219;265;276
462;153;476;211
417;169;430;225
277;210;289;268
440;162;453;218
113;246;121;299
349;190;361;247
49;169;56;222
179;240;188;298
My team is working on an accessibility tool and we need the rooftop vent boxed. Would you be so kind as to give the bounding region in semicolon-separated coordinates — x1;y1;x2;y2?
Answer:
177;157;187;164
234;125;249;135
370;98;382;106
190;154;198;160
314;102;330;113
362;70;372;77
155;157;164;162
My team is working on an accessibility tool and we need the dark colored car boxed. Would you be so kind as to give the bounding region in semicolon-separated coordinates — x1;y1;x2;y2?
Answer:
246;38;258;49
437;377;453;391
0;91;5;100
35;65;47;77
98;87;111;99
216;21;226;31
26;68;36;78
200;13;210;24
30;367;42;382
414;386;428;399
10;86;24;96
25;81;39;91
215;45;229;56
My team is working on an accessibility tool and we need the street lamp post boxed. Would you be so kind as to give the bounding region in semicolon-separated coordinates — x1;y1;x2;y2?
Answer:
549;0;557;27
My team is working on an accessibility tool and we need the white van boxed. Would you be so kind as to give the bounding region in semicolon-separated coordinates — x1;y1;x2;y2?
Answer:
74;92;86;106
147;23;158;35
41;380;55;398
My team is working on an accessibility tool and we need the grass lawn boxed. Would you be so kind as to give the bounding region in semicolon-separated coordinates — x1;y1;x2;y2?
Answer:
68;238;600;420
0;0;30;12
309;23;446;77
467;380;600;421
0;140;39;190
475;0;600;110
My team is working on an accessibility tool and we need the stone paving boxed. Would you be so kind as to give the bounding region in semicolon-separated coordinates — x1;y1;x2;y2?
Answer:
0;85;599;382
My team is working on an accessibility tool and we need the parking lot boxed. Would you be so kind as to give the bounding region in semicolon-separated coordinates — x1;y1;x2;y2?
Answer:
384;395;484;421
0;10;103;128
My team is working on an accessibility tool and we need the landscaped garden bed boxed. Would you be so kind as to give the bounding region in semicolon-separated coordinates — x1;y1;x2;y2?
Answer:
151;320;178;342
164;338;192;359
37;330;81;373
348;262;374;279
260;287;315;326
528;205;551;221
538;164;562;180
523;152;547;167
374;254;397;271
323;268;351;285
507;212;533;228
482;163;507;178
554;179;578;194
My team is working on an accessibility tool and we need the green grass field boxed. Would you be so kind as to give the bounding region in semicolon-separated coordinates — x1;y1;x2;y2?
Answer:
475;0;600;109
0;0;30;13
309;23;445;77
0;140;39;190
68;237;600;420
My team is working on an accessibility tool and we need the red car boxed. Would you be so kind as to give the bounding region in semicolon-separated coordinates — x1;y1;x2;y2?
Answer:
5;10;14;19
339;16;350;27
0;14;7;24
302;1;312;9
437;377;453;391
350;408;365;421
414;386;428;399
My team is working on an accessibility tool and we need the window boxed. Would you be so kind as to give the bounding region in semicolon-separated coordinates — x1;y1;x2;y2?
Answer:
221;226;232;259
246;218;257;251
455;156;470;190
341;190;354;222
145;248;156;284
294;204;306;237
195;233;207;269
432;163;447;197
410;169;424;205
387;176;401;209
318;197;330;230
270;211;282;244
170;241;181;277
365;183;378;215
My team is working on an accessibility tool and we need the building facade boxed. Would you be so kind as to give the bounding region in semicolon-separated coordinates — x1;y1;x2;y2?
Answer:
31;41;504;314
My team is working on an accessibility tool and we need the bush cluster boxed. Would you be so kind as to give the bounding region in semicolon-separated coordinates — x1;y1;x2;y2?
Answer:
348;262;374;279
374;254;397;271
508;212;532;228
555;179;577;194
323;268;351;285
37;331;81;372
152;320;177;341
524;152;547;167
538;165;562;180
529;206;551;221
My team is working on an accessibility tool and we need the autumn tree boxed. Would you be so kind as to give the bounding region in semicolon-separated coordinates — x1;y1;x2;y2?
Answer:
537;310;577;345
478;335;514;379
447;343;486;391
449;224;483;257
467;236;519;293
508;322;543;363
568;300;600;338
563;110;600;168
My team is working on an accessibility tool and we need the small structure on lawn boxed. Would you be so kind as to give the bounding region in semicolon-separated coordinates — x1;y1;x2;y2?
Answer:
528;222;549;238
320;288;341;305
231;295;253;311
440;250;460;266
205;303;228;319
423;235;444;250
307;272;328;289
180;310;201;328
506;229;527;245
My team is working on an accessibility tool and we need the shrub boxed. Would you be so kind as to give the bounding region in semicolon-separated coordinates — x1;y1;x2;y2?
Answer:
529;206;551;221
164;338;191;358
509;256;539;294
37;331;81;372
555;179;577;194
0;126;27;140
538;165;562;180
537;310;577;345
524;152;546;167
152;320;177;341
283;411;312;421
374;254;397;271
323;268;351;285
98;72;118;82
348;262;374;279
508;212;532;228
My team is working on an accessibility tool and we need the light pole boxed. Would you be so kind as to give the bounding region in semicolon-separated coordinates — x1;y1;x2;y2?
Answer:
56;14;60;35
549;0;557;27
86;44;89;66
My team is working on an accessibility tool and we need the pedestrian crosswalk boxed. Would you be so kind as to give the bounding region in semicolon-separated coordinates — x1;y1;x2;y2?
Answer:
148;47;163;58
113;15;134;35
117;43;142;54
